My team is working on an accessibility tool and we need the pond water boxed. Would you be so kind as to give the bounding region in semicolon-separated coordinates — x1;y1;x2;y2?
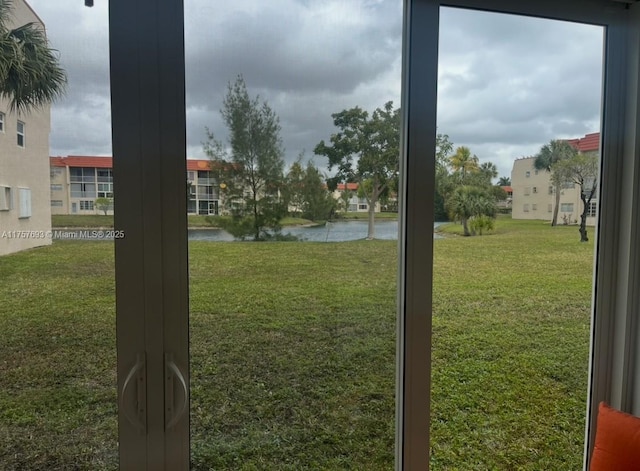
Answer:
188;220;444;242
58;221;444;242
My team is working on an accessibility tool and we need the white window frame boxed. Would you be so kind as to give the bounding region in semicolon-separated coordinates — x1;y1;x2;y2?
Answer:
17;120;25;148
80;200;94;211
561;202;574;212
18;187;31;218
0;185;12;210
0;111;5;133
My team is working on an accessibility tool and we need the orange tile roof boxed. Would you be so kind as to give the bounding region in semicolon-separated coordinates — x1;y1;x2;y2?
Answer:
50;156;213;170
567;132;600;153
501;186;513;193
337;183;359;191
50;155;113;168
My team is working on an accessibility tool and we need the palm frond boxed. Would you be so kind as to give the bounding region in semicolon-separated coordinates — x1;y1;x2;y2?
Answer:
0;2;66;113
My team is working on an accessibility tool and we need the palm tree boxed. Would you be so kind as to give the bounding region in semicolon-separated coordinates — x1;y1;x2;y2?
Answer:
446;185;495;236
497;176;511;186
534;140;577;226
450;146;479;180
0;0;66;113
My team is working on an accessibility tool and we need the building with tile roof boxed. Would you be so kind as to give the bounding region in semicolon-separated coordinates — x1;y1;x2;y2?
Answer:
50;156;221;216
511;132;599;225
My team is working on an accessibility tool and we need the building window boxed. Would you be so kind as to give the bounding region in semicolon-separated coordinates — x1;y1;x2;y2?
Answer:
532;204;537;211
525;171;530;178
560;203;574;212
97;168;114;198
16;121;25;147
523;204;529;212
548;186;554;195
51;168;63;177
358;204;368;210
18;188;31;218
0;112;5;132
0;186;12;210
97;183;113;198
198;170;212;184
534;169;539;175
70;167;96;182
548;204;553;213
71;183;96;198
51;200;63;207
524;187;530;196
533;187;538;193
187;171;195;182
51;184;63;192
561;181;575;189
97;168;113;183
80;200;94;211
588;201;597;218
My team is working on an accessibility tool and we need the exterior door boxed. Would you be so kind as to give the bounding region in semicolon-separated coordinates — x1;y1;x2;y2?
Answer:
108;0;640;469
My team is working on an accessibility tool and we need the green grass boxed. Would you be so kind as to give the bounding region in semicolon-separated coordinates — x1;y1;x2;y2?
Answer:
52;214;115;228
0;218;594;469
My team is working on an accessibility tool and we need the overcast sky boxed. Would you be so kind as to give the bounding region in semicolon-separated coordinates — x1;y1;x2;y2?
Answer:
27;0;603;180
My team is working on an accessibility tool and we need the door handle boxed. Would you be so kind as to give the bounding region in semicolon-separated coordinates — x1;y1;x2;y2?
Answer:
165;353;188;430
120;352;146;434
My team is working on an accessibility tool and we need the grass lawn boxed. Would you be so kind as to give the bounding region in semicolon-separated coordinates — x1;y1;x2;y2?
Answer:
0;218;594;469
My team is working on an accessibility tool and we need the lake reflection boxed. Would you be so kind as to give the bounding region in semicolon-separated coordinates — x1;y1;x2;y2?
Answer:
188;220;443;242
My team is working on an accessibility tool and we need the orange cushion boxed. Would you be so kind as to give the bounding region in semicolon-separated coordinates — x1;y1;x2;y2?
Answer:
590;401;640;470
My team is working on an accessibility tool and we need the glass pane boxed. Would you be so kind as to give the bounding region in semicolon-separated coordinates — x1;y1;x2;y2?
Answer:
185;2;404;468
432;8;603;469
0;1;117;468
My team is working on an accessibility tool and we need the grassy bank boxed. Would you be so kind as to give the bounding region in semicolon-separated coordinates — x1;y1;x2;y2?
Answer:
0;218;594;469
51;214;316;229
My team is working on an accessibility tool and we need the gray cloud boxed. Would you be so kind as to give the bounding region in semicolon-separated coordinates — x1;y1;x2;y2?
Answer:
27;1;602;181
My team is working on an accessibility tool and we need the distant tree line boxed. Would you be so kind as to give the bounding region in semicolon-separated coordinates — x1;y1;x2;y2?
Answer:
204;76;510;240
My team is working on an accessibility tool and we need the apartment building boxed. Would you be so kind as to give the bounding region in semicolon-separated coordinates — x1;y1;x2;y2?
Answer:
49;156;220;215
511;132;599;225
0;1;52;256
332;182;382;213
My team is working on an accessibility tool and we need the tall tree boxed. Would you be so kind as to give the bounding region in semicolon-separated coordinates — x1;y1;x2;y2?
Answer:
479;162;498;183
300;160;335;221
314;101;400;239
497;176;511;186
283;156;334;221
534;140;577;227
0;0;66;112
204;76;285;241
436;132;454;171
449;146;479;180
283;156;305;217
552;152;599;242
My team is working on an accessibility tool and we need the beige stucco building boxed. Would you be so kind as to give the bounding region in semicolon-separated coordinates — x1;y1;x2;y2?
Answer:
0;0;52;256
511;132;599;226
50;156;221;216
331;182;382;213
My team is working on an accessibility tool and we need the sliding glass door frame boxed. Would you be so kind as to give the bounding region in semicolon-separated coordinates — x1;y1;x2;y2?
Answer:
108;0;640;469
